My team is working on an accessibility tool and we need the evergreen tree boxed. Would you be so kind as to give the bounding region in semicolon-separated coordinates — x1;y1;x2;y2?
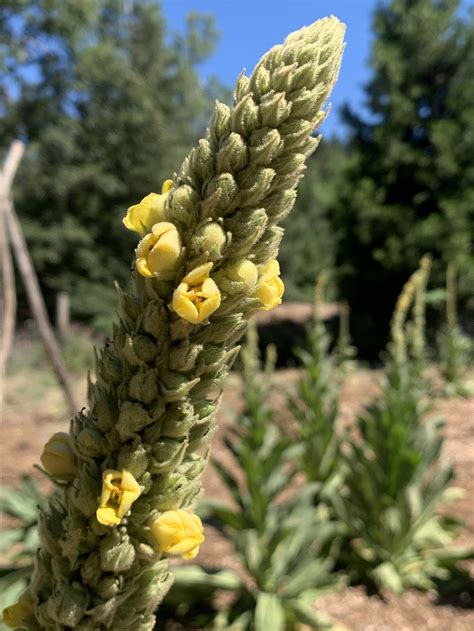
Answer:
335;0;474;356
0;0;221;329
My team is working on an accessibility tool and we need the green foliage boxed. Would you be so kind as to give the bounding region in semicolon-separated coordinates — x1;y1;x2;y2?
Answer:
437;264;473;396
1;0;223;329
288;275;351;505
0;477;44;630
335;0;474;356
334;260;472;593
176;323;344;630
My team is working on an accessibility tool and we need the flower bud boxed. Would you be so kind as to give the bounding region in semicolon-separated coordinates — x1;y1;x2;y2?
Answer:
253;259;285;311
209;102;231;142
116;401;154;441
237;167;275;207
151;509;204;560
76;427;107;459
259;91;292;127
40;432;76;481
135;222;182;278
2;591;35;629
226;260;258;290
193;222;227;258
100;532;136;573
216;132;248;173
231;93;259;136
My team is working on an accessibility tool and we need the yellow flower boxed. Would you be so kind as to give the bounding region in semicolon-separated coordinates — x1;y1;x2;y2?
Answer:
96;469;141;527
254;259;284;310
135;221;182;277
40;432;76;481
227;259;258;290
172;263;221;324
123;180;173;235
2;591;35;629
151;509;205;560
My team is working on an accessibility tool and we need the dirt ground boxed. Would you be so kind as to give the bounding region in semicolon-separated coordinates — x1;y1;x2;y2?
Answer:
1;367;473;630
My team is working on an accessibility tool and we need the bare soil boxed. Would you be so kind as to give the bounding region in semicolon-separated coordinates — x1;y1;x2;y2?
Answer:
1;366;473;630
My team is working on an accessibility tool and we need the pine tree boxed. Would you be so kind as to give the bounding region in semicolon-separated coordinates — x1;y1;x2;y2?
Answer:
0;0;221;329
335;0;474;356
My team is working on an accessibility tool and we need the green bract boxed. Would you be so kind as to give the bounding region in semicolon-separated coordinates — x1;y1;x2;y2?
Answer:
16;17;345;630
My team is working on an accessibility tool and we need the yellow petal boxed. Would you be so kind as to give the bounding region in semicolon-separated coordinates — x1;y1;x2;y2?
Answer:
260;259;280;282
200;277;220;299
196;294;221;322
228;260;258;288
147;230;181;273
182;545;200;560
151;221;177;238
136;233;157;259
162;179;174;193
182;262;214;286
172;287;200;324
121;470;142;494
136;257;154;277
123;193;166;235
96;506;121;526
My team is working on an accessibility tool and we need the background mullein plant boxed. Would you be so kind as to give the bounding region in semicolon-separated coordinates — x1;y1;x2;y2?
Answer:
4;17;345;630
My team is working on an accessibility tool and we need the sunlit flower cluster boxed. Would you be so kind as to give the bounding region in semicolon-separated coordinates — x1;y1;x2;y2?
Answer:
124;182;285;322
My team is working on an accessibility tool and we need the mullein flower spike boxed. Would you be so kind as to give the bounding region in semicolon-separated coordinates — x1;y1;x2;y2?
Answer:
10;16;345;630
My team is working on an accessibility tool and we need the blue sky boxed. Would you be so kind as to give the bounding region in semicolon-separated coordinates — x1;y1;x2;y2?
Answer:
161;0;377;138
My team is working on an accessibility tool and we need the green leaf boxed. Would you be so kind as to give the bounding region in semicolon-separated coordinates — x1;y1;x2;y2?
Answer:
199;499;244;531
289;598;333;628
0;487;39;522
0;529;24;552
372;562;404;594
254;593;285;631
173;565;244;592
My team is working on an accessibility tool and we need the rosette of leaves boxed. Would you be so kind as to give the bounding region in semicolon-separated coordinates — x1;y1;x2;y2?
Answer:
190;323;345;630
0;478;44;630
333;259;473;593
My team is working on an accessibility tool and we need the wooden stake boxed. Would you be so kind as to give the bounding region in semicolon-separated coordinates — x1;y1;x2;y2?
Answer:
1;141;79;416
0;142;24;421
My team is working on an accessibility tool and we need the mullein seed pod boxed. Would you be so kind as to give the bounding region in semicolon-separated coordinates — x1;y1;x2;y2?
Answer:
16;17;345;630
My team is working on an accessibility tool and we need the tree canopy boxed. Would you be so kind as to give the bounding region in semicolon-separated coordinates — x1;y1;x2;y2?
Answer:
1;0;222;329
334;0;474;355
